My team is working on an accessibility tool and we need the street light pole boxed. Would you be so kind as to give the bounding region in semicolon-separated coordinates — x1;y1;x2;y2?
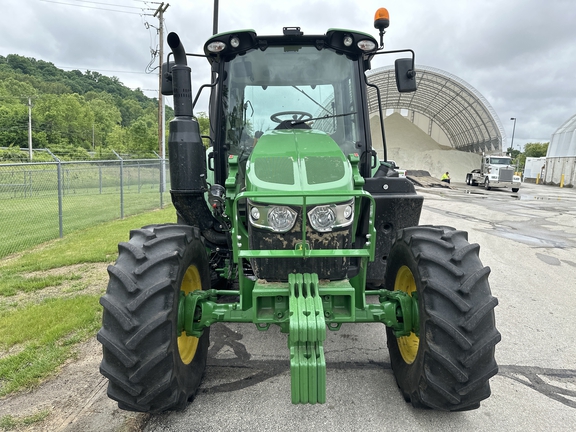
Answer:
510;117;517;151
213;0;219;35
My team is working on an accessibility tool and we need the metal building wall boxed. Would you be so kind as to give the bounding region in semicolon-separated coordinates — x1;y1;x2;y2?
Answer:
545;114;576;187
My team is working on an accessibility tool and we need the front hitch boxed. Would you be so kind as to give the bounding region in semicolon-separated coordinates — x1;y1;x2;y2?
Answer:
177;281;420;405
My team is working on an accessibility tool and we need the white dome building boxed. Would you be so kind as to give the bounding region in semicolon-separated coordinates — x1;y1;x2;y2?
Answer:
365;65;505;181
366;65;506;153
545;114;576;187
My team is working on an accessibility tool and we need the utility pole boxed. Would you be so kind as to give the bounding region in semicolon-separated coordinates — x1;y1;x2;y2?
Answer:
154;2;169;192
28;97;33;161
154;2;169;157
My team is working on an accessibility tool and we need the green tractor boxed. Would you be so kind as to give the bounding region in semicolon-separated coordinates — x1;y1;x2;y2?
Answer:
98;8;500;412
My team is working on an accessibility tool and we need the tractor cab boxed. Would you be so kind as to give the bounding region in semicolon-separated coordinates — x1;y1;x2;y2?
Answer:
206;27;380;186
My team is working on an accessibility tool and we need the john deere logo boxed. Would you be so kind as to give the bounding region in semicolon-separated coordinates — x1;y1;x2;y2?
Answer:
295;241;310;251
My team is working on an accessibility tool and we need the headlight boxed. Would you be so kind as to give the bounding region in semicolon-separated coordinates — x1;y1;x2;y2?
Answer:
308;199;354;233
308;206;335;232
268;207;297;232
249;201;297;233
248;199;354;233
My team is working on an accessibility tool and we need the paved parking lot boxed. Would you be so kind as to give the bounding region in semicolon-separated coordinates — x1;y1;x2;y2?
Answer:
145;182;576;432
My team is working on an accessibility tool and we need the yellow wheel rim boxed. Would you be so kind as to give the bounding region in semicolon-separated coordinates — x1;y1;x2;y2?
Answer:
178;265;201;365
395;265;419;364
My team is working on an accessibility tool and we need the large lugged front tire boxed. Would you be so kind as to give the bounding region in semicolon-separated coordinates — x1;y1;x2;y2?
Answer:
98;224;210;413
385;226;501;411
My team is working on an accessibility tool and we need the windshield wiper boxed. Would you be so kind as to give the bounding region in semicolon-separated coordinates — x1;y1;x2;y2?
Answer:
292;86;333;115
291;111;357;126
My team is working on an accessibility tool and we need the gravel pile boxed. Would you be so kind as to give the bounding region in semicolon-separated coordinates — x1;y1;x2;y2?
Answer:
371;113;481;183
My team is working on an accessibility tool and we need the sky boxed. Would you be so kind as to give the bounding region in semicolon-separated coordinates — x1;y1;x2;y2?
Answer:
2;0;576;151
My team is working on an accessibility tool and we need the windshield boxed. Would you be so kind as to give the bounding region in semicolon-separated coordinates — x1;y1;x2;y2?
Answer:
221;45;363;156
489;157;512;165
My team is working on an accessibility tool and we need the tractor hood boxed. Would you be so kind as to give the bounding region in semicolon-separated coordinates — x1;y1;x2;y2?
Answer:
245;129;353;203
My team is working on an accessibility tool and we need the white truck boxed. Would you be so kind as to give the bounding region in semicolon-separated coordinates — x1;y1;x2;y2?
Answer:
466;154;521;192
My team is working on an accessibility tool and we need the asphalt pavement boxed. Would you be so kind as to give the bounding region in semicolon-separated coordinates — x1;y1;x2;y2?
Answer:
145;181;576;432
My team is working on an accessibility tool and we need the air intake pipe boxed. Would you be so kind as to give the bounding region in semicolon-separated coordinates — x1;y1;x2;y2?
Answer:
166;32;222;239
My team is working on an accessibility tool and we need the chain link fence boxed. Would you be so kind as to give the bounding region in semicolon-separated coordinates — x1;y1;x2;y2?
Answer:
0;158;170;259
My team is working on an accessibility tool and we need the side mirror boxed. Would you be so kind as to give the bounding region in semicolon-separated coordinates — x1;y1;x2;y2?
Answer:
161;61;175;96
394;58;417;93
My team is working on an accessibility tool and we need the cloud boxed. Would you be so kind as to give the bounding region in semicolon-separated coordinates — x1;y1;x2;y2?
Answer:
2;0;575;147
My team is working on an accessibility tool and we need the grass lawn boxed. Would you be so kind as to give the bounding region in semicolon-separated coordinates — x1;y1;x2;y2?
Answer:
0;204;176;399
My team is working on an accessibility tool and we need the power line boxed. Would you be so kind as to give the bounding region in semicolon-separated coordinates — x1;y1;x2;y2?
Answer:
38;0;145;15
54;0;145;9
56;66;149;75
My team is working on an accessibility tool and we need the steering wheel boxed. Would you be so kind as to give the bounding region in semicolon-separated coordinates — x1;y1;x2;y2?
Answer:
270;111;313;124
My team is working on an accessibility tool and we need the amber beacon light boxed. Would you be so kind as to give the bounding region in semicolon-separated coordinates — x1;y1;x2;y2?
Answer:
374;8;390;30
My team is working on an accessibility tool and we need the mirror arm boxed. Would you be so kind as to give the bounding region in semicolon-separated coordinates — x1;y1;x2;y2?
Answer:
364;76;387;163
372;48;416;72
193;80;218;111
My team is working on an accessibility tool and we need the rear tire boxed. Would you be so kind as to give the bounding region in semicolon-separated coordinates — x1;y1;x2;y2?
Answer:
512;188;519;193
385;226;500;411
98;224;210;413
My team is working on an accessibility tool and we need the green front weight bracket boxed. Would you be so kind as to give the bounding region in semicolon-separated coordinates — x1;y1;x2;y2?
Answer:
177;280;419;405
288;273;326;404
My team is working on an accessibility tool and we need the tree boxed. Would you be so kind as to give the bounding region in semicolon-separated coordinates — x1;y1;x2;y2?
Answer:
34;94;94;149
0;53;162;159
195;112;211;147
117;98;145;127
125;112;157;157
86;92;122;149
506;146;523;171
5;54;34;75
505;142;549;173
506;147;521;159
0;103;28;148
524;142;549;158
104;125;127;155
0;78;36;148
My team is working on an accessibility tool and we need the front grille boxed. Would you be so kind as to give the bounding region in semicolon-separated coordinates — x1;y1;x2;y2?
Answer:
248;218;352;281
499;168;514;182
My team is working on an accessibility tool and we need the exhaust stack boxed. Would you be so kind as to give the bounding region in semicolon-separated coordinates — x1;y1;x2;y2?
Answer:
166;32;219;235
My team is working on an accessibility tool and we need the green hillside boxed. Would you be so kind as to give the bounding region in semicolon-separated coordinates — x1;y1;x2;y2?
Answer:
0;54;174;160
